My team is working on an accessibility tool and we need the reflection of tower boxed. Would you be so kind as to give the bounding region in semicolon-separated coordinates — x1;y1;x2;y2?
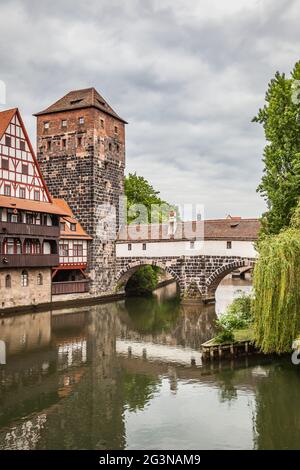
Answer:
87;303;126;449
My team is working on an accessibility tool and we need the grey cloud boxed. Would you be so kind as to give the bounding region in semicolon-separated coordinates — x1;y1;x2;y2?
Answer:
0;0;299;218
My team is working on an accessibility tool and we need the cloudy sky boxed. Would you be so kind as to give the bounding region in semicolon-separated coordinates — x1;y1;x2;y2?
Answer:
0;0;299;218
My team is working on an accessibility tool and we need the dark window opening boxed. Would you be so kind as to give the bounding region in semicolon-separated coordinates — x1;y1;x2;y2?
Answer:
5;274;11;288
22;163;28;175
227;241;232;249
1;157;9;170
128;243;132;251
142;243;146;251
5;136;11;146
70;223;76;231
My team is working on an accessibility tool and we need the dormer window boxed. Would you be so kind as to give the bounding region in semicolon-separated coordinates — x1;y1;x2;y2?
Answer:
60;222;66;231
79;117;84;125
61;119;67;128
20;140;26;151
44;122;49;130
70;223;76;232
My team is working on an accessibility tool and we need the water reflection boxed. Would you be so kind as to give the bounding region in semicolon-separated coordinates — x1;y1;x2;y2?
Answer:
0;279;299;450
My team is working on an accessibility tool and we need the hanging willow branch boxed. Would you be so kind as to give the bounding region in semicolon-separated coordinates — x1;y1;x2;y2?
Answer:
253;228;300;354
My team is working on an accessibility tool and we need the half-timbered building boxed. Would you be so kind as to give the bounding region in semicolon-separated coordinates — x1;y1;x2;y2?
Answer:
0;108;67;309
51;198;92;296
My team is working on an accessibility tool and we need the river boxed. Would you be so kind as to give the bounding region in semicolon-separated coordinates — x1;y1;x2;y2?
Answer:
0;278;299;450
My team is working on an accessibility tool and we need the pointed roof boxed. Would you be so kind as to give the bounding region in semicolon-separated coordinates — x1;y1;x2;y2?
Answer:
0;108;17;140
54;198;92;239
34;87;127;123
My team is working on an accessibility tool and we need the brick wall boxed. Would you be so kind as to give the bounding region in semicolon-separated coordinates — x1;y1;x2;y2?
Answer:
37;107;125;294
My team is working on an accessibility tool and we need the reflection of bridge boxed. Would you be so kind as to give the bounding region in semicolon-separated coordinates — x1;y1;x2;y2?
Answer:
116;217;259;302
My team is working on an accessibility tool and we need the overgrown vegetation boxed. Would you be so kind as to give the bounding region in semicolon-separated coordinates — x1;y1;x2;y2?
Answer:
215;292;253;344
126;265;161;296
252;228;300;354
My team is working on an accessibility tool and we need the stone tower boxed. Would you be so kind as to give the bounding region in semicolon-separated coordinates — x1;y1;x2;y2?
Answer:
34;88;127;294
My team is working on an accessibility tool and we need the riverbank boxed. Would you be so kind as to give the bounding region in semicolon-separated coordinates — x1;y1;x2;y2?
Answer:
201;328;258;360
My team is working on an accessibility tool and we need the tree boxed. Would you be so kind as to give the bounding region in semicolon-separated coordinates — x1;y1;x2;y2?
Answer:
252;228;300;353
252;61;300;236
124;172;177;224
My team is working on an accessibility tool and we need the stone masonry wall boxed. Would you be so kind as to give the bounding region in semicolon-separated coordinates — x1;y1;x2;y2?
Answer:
37;107;125;295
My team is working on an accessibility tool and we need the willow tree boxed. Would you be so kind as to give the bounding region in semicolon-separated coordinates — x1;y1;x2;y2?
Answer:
253;227;300;353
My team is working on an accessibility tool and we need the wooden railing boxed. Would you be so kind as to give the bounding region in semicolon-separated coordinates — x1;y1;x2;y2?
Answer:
0;222;59;238
0;253;59;268
52;280;90;295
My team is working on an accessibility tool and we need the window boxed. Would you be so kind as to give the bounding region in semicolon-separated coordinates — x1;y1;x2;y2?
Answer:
37;273;43;286
19;187;26;199
4;185;11;196
22;163;28;175
70;223;76;231
21;270;29;287
24;240;31;254
1;157;9;170
47;140;51;151
128;243;132;251
5;136;11;146
61;119;67;128
77;136;82;147
227;241;232;249
79;117;84;125
116;144;119;153
62;138;67;149
5;275;11;289
142;243;146;251
6;238;14;254
34;190;40;201
59;243;69;257
100;119;104;128
114;126;118;133
20;140;26;151
73;243;83;257
190;241;195;249
60;222;66;231
44;122;49;130
108;143;112;151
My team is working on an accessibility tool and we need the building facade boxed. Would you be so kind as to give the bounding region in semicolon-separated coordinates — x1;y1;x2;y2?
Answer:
35;88;127;295
0;108;67;309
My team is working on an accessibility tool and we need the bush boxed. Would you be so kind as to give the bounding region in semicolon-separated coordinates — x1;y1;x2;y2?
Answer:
126;265;160;296
214;292;253;343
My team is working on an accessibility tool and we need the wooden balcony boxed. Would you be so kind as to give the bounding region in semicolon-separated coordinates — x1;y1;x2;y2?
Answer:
52;279;90;295
0;253;59;268
0;221;59;238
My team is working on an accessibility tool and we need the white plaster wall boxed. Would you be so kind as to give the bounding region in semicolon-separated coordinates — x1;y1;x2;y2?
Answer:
116;239;257;258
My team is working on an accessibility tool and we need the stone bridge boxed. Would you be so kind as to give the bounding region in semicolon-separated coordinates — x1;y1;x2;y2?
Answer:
115;255;256;303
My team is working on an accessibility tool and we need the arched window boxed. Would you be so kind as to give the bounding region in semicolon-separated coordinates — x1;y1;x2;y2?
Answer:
5;274;11;288
37;273;43;285
21;270;28;287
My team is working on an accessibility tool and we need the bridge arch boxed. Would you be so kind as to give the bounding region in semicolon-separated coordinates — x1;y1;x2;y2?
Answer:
205;259;254;296
115;260;182;295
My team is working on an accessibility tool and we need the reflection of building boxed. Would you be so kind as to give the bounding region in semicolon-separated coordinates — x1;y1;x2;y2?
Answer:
0;108;67;309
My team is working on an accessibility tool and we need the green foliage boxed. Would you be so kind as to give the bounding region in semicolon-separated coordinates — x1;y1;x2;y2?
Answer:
124;172;178;224
126;265;160;296
214;293;252;343
252;61;300;236
252;228;300;354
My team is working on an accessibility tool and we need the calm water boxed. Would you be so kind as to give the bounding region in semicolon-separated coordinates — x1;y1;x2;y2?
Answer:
0;278;299;450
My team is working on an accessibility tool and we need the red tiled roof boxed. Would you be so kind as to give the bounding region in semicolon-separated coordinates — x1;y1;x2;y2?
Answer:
54;199;92;240
0;108;17;140
0;195;69;216
34;87;127;123
117;218;260;242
